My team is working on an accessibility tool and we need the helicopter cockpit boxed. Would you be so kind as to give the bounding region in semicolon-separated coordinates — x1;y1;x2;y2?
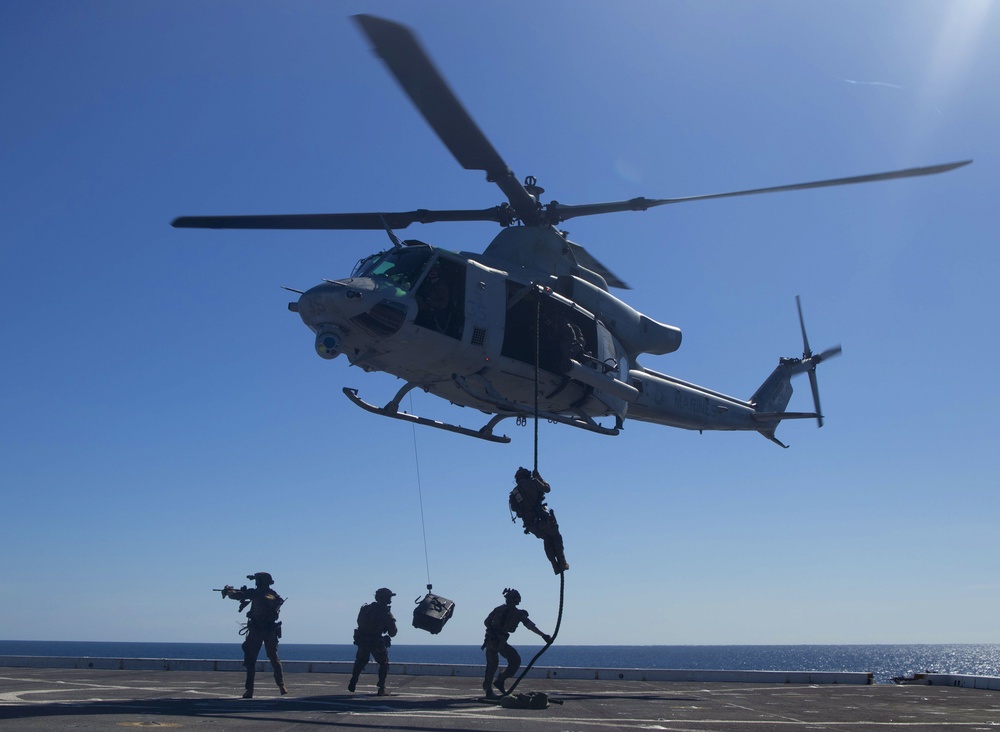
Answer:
352;244;434;293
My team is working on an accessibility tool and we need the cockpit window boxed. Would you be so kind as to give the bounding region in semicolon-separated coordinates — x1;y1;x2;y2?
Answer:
352;247;434;293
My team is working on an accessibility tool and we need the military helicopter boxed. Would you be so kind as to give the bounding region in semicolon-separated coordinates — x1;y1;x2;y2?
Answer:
173;15;970;446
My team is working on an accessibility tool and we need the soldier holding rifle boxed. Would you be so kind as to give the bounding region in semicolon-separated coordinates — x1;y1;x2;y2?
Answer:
215;572;287;698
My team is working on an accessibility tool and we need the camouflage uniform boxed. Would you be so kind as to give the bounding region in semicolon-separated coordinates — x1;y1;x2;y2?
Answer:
223;572;286;698
349;588;398;695
481;589;551;698
509;468;569;574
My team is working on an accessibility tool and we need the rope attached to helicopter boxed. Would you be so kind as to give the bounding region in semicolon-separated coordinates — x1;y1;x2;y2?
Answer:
408;396;456;636
494;290;568;699
409;402;433;589
533;296;539;474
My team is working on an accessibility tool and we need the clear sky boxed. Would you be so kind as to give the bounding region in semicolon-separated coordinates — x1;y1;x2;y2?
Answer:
2;0;997;648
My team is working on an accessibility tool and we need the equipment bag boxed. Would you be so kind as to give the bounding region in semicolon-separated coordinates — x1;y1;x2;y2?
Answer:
412;592;455;635
500;692;549;709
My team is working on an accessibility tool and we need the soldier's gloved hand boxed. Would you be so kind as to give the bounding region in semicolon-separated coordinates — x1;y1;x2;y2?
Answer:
222;585;233;598
542;634;553;644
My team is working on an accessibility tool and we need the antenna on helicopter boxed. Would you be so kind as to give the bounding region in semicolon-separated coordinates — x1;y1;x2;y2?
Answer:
379;214;406;249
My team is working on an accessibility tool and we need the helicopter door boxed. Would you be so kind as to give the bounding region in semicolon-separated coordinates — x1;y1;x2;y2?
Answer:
463;259;507;354
413;256;466;339
590;321;630;421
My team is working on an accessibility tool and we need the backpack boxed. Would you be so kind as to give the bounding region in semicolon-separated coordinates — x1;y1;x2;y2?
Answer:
357;602;386;634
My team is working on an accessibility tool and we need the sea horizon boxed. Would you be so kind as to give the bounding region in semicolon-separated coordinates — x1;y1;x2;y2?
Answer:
3;640;998;684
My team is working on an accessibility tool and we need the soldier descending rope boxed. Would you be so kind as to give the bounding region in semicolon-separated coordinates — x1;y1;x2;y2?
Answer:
509;467;569;574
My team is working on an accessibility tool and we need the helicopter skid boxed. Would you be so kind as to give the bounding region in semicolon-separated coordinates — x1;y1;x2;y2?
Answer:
452;375;620;437
342;387;512;443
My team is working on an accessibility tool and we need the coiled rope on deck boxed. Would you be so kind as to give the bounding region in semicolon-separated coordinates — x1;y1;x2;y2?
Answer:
501;571;565;696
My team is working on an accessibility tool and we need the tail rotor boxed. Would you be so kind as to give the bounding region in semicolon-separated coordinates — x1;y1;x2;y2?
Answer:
796;295;842;427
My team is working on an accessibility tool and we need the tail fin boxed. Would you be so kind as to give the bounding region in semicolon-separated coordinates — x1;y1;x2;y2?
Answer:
750;297;842;447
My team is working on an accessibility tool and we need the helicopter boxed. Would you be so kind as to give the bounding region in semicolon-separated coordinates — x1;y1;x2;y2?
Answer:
173;15;970;446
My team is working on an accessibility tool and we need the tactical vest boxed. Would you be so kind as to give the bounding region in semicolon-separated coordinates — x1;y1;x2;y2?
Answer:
486;604;523;634
248;590;283;625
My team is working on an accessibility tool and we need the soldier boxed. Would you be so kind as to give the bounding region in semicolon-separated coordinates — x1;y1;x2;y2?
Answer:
415;260;452;333
541;310;586;374
481;588;552;699
220;572;287;699
509;467;569;574
348;588;398;695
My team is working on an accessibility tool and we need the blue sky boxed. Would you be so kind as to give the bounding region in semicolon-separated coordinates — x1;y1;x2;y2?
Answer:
2;0;997;648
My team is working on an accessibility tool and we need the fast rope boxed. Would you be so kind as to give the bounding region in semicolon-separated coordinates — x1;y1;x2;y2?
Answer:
497;289;564;698
500;571;565;697
533;289;540;473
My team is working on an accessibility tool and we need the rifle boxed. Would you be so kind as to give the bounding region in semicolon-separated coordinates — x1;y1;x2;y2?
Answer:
214;585;250;613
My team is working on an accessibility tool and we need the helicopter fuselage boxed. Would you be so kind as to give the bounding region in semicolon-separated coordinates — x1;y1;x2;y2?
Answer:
288;229;803;440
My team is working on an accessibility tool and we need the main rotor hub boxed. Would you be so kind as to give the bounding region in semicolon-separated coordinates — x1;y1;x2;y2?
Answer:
523;175;545;201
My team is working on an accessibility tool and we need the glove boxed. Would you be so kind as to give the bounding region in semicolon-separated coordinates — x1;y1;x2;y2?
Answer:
222;585;233;598
542;634;553;644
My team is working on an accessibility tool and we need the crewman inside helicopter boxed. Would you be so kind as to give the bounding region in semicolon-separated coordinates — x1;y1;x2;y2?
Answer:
542;309;586;374
352;245;433;293
415;260;451;333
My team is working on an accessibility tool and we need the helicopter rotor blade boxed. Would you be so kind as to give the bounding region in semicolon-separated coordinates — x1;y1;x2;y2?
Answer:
352;15;541;225
794;296;843;428
808;369;824;428
805;347;842;427
171;207;514;230
804;345;843;427
544;160;972;225
796;294;812;357
815;344;843;363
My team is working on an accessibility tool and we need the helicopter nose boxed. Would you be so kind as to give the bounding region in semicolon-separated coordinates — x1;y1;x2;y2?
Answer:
295;279;375;332
315;327;342;360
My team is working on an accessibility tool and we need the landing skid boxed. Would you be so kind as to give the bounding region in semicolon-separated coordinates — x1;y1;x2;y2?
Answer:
452;375;621;437
342;387;512;443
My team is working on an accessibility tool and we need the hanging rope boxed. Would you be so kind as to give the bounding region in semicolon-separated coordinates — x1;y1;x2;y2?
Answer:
500;571;565;697
496;290;565;698
533;290;540;473
409;393;432;588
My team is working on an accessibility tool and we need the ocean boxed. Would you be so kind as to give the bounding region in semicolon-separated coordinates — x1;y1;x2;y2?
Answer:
2;641;998;684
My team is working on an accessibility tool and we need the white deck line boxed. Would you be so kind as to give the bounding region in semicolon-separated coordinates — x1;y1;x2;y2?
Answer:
0;655;873;684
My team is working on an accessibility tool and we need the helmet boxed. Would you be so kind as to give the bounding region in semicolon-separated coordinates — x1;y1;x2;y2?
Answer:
249;572;274;585
515;467;531;481
503;588;521;604
375;588;395;603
